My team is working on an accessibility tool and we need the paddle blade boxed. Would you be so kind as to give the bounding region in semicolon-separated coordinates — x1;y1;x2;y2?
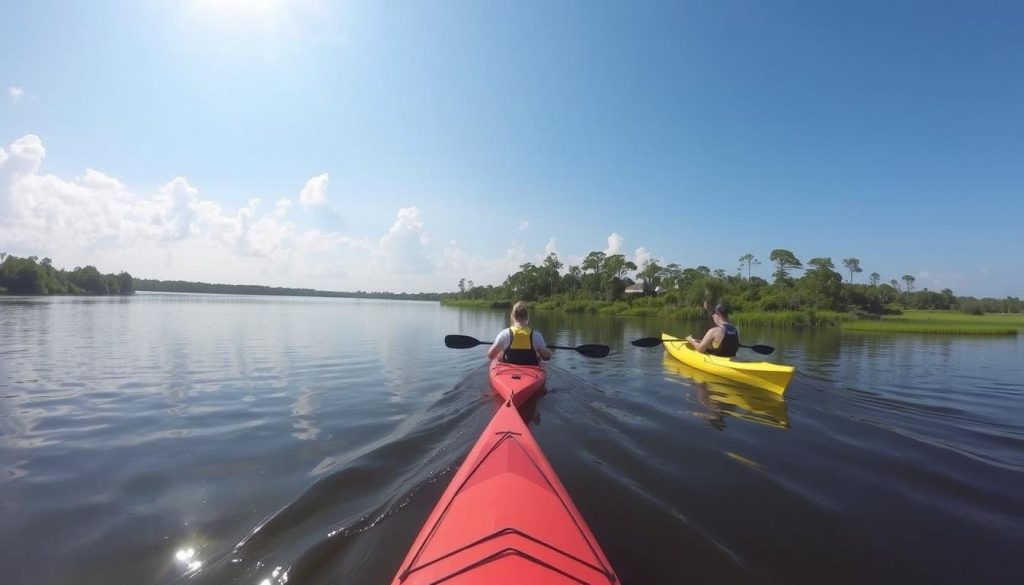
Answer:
444;334;486;349
575;344;610;358
630;337;666;348
747;344;775;355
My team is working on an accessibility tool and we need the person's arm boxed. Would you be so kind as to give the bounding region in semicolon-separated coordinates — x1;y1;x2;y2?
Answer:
533;331;552;361
687;327;720;354
487;330;508;361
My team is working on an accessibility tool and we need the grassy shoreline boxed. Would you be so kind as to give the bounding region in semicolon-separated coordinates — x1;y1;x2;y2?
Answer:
441;299;1021;335
840;310;1023;335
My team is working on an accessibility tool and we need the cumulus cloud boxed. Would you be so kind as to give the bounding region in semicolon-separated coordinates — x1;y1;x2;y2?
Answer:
517;220;529;231
633;246;652;267
604;232;623;255
376;206;434;274
0;134;361;280
0;134;553;292
534;237;560;264
8;86;24;103
545;237;558;256
299;173;328;207
273;197;292;218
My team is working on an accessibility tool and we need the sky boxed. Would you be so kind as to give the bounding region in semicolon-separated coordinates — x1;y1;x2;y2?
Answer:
1;0;1021;296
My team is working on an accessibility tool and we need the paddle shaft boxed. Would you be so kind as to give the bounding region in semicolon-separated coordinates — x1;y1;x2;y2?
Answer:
632;336;775;355
444;334;610;358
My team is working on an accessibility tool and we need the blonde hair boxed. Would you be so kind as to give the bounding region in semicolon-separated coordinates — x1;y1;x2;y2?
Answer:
511;301;529;324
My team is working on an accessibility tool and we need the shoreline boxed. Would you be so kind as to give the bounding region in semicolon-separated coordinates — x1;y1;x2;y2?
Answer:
440;299;1022;335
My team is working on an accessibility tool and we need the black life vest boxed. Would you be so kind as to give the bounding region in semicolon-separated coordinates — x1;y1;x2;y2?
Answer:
709;323;740;357
502;325;539;365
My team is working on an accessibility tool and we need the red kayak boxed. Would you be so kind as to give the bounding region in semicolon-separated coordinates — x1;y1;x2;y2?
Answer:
392;399;618;584
488;360;546;410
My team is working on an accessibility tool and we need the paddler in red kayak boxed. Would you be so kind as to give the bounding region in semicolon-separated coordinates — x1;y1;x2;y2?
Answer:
686;303;741;357
487;301;552;365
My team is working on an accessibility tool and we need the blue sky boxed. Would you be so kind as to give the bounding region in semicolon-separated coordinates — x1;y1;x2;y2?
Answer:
1;0;1021;295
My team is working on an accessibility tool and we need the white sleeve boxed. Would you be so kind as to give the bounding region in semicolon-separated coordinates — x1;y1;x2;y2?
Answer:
493;329;511;348
532;330;547;350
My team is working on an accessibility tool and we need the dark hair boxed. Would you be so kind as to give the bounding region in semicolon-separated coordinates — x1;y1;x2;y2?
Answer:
713;303;730;318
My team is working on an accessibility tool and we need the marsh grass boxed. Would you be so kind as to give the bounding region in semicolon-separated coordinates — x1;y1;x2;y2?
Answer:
442;300;1019;334
440;298;512;310
842;310;1021;335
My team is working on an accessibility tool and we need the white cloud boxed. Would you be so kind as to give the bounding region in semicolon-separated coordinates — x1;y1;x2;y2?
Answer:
534;237;562;266
604;232;623;255
0;134;566;292
299;173;328;207
273;197;292;218
544;237;558;257
0;134;359;282
517;220;529;231
7;86;24;103
633;246;652;267
375;206;434;274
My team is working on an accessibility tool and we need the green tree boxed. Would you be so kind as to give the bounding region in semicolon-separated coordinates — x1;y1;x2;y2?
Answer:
117;272;134;294
661;263;682;289
566;265;582;292
806;257;835;272
581;251;606;296
869;272;880;286
71;266;109;294
902;274;916;292
602;254;637;300
458;278;465;294
542;253;563;297
768;249;802;284
803;258;844;310
738;253;760;280
637;259;664;294
842;258;862;283
687;276;724;311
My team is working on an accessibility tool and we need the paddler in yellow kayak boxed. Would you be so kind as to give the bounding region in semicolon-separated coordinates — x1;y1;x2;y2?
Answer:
487;301;553;365
686;303;740;357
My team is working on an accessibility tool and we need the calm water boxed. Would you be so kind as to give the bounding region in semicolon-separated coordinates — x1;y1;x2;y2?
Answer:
1;294;1022;584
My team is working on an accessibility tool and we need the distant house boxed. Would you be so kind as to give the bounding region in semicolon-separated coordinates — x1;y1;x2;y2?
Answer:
625;283;662;295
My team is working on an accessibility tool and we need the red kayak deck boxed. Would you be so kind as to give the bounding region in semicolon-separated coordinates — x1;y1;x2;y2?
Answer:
392;400;618;584
488;361;546;410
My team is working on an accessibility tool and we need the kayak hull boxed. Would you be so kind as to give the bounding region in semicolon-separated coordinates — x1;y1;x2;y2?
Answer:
662;332;796;395
392;400;618;584
488;361;546;409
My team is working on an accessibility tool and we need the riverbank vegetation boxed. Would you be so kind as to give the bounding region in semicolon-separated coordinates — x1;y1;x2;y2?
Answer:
443;249;1021;332
134;278;442;301
841;310;1023;335
0;253;134;295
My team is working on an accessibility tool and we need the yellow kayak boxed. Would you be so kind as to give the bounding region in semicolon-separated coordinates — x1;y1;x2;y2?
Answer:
662;332;796;395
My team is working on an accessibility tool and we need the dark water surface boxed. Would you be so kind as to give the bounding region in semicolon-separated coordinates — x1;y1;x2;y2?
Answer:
1;294;1021;584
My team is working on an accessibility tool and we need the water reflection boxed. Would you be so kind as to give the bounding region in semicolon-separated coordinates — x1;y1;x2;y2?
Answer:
174;547;202;573
662;353;790;430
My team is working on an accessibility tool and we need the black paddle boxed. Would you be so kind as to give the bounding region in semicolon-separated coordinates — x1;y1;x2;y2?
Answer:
631;336;775;355
444;334;611;358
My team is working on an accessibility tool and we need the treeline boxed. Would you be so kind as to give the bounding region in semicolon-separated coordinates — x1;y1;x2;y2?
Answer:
0;253;134;295
134;279;442;301
449;249;1022;315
